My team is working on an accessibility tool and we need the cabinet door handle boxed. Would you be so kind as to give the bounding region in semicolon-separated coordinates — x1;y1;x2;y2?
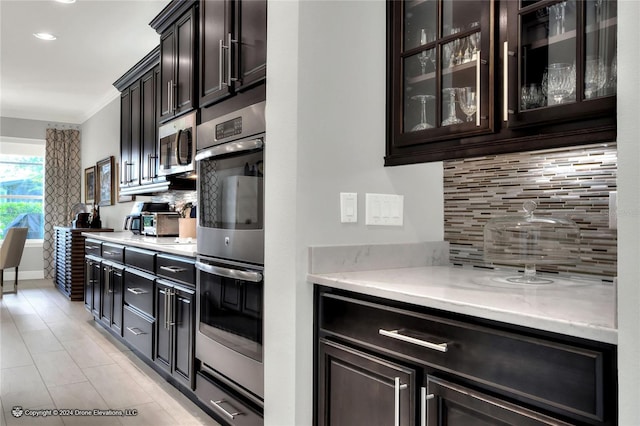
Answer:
393;377;409;426
227;32;238;86
420;387;435;426
126;327;146;336
476;50;481;127
127;287;147;295
209;399;243;420
167;80;171;113
163;288;170;329
379;329;448;352
219;38;225;88
503;41;509;122
160;265;186;273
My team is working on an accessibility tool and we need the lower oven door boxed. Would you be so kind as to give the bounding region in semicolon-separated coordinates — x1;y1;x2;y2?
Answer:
195;256;264;399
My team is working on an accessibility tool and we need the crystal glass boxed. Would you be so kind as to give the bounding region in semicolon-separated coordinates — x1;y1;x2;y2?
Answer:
441;88;463;126
456;87;477;122
545;63;575;104
521;84;544;110
584;57;607;99
549;1;567;36
411;94;435;131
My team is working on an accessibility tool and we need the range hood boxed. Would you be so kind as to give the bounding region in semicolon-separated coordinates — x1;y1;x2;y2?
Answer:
119;174;196;196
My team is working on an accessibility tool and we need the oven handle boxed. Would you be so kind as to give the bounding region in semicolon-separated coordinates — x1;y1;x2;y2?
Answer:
195;261;263;283
194;138;263;162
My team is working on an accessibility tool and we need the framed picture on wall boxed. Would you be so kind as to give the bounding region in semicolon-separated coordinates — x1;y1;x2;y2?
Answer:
84;166;96;205
96;156;114;206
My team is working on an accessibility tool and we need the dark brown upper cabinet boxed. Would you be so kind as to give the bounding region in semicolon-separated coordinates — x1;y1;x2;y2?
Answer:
198;0;266;109
114;47;162;194
386;0;617;166
151;1;198;123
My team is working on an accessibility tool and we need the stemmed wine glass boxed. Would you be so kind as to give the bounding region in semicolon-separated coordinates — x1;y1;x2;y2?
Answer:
411;94;435;131
584;57;607;99
442;88;463;126
456;87;477;122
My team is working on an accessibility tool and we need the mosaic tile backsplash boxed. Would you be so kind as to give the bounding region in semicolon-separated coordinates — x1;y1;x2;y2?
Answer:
443;143;617;279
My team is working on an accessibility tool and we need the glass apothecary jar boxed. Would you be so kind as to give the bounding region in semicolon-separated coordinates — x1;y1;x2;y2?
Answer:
483;201;581;284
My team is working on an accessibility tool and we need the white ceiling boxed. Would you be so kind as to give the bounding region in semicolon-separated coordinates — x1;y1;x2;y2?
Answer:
0;0;169;124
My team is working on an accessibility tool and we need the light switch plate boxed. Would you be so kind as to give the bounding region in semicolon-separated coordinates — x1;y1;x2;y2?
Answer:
365;193;403;226
340;192;358;223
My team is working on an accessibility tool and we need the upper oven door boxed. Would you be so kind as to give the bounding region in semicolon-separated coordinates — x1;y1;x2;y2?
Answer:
195;138;264;263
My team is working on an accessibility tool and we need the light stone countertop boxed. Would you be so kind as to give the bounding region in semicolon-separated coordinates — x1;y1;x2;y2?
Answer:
82;231;197;258
307;242;617;345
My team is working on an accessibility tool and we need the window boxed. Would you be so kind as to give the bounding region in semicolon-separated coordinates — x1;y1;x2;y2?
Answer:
0;139;45;240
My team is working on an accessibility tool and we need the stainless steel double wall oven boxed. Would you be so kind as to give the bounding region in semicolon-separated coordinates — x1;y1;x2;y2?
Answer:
194;101;266;414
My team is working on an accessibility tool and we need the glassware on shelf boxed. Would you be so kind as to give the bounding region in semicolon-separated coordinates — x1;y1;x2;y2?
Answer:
410;94;435;131
606;52;617;92
469;32;481;60
441;88;463;126
548;1;567;36
521;84;544;110
544;63;576;105
443;43;454;68
584;57;607;99
456;87;477;122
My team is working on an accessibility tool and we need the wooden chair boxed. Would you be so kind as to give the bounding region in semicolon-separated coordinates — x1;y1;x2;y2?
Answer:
0;227;28;298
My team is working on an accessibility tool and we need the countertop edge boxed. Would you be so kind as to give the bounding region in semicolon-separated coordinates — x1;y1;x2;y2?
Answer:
82;232;197;258
309;272;618;346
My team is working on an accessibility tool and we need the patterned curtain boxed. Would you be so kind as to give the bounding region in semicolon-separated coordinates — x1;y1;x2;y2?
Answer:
43;128;81;279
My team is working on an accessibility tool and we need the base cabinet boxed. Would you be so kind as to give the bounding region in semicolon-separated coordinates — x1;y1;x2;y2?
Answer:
155;279;195;389
318;339;415;426
100;261;124;336
315;287;617;426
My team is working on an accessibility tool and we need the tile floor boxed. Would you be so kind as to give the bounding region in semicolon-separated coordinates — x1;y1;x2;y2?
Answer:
0;279;221;426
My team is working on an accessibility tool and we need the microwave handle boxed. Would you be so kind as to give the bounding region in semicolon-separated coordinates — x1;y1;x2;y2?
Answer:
194;138;263;162
175;129;193;165
195;261;263;283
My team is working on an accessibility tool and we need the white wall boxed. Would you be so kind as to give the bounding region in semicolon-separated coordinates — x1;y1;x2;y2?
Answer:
615;1;640;424
80;97;142;230
264;1;443;424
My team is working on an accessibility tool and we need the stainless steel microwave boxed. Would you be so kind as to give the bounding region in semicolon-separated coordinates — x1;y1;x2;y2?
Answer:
158;111;197;177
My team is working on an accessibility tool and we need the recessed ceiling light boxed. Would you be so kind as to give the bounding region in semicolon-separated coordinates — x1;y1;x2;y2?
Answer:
54;0;77;3
34;33;57;41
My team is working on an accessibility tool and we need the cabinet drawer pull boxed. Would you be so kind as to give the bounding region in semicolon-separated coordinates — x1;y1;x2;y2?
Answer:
126;327;146;336
160;265;186;273
379;329;448;353
103;250;117;256
86;245;99;250
210;399;243;420
127;287;147;295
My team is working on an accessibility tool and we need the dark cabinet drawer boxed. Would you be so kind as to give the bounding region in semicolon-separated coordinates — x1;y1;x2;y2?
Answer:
123;268;155;318
195;373;263;426
125;246;156;273
102;243;124;263
85;239;102;256
156;254;195;286
319;293;608;422
123;305;154;360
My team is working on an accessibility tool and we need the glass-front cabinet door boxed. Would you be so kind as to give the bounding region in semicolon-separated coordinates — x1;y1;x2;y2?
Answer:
389;0;494;148
506;0;617;127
